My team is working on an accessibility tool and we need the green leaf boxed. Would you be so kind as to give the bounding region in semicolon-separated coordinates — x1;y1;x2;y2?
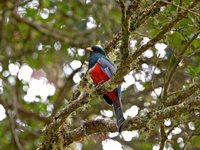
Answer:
169;55;177;67
195;121;200;134
185;66;200;76
149;29;159;37
192;136;200;148
167;32;185;48
192;39;200;49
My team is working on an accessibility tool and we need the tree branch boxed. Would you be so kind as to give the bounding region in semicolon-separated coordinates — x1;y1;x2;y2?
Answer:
12;12;71;43
102;15;182;93
99;0;199;95
159;121;167;150
38;75;200;149
166;78;200;106
0;98;51;123
39;95;200;149
104;0;170;52
0;10;5;44
38;1;200;149
12;12;95;48
6;106;24;150
41;91;96;149
119;0;130;59
126;0;141;18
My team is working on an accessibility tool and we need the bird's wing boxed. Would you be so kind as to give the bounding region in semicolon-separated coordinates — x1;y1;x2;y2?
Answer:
97;57;116;78
98;57;121;101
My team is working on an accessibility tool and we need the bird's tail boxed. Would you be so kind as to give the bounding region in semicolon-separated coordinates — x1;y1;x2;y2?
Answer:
113;100;125;132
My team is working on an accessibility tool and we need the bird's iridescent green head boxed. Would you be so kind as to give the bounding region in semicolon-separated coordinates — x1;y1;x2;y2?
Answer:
86;45;106;56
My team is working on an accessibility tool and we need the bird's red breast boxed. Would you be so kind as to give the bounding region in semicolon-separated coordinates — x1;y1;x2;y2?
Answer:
89;63;118;102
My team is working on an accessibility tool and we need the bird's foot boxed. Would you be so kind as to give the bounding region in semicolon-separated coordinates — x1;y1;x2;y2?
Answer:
95;81;105;95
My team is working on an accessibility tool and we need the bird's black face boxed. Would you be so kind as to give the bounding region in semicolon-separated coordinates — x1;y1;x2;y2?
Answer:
86;46;106;56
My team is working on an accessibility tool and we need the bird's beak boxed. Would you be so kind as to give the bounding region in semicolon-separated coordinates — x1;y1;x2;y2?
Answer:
86;47;93;52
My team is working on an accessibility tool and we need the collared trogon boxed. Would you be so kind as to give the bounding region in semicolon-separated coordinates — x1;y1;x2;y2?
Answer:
86;45;125;132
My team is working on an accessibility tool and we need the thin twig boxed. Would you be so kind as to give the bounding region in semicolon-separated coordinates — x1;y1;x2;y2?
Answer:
51;66;83;115
165;78;200;106
186;48;200;58
161;0;200;17
159;121;167;150
6;108;24;150
183;132;200;150
4;0;33;11
162;30;200;99
151;54;161;99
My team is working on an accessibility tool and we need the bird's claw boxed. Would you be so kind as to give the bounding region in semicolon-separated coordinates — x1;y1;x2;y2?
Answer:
95;81;105;95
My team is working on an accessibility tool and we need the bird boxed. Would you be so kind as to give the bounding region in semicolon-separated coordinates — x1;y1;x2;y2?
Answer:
86;45;125;132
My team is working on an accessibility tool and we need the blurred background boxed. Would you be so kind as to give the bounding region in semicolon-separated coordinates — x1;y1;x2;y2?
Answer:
0;0;200;150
